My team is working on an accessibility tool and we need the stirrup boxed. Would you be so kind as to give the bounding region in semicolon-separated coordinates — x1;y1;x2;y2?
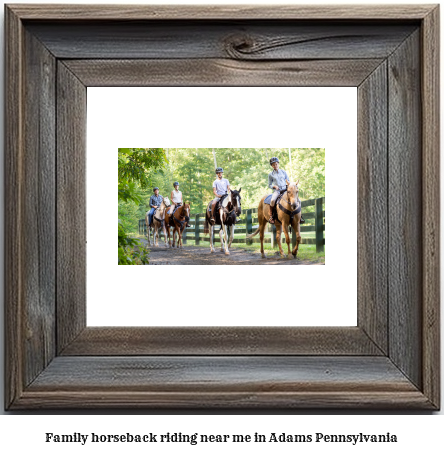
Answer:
268;216;275;224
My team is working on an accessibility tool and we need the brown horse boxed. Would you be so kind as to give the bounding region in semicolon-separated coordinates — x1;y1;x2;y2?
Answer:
145;196;170;247
164;203;191;248
204;189;242;255
247;180;302;259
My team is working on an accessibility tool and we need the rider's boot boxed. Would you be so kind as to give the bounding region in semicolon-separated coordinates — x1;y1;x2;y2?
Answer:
268;205;275;224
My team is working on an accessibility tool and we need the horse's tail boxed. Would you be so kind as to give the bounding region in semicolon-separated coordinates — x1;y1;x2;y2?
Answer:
204;216;209;234
247;227;260;239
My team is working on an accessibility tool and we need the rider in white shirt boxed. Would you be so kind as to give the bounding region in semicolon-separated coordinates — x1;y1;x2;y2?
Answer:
167;181;190;227
209;167;230;223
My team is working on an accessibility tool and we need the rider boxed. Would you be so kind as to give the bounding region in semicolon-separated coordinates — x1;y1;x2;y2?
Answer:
268;157;305;224
148;187;163;227
167;181;190;227
209;167;231;224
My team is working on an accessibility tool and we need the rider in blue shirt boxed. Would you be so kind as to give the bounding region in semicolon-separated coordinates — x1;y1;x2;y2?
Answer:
148;187;163;226
268;157;304;224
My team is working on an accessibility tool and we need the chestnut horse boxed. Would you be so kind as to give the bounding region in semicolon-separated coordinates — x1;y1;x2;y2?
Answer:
145;196;170;247
247;180;302;258
164;203;191;248
204;189;242;255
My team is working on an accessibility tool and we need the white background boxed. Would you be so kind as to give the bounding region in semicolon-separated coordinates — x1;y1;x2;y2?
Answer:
88;87;357;326
0;0;442;452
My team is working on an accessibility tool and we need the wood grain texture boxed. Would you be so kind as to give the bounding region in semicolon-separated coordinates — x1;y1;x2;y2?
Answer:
13;356;432;409
7;4;435;20
21;28;57;387
357;62;388;354
5;5;24;410
421;6;440;409
61;327;382;356
56;62;87;354
4;5;440;410
64;58;384;87
27;22;416;60
388;30;422;389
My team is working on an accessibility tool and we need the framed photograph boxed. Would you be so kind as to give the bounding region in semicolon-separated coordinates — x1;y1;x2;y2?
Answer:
5;4;440;409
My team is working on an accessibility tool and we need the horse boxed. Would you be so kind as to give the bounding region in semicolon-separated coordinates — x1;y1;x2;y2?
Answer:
247;180;302;259
145;196;171;247
204;188;242;255
164;202;191;248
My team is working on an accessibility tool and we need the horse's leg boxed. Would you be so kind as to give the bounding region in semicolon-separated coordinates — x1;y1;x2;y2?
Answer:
162;223;168;248
220;210;229;255
291;216;302;257
275;222;285;258
282;221;292;259
172;226;176;248
228;223;235;248
165;225;171;247
209;224;215;253
258;205;267;258
178;227;182;249
219;226;224;252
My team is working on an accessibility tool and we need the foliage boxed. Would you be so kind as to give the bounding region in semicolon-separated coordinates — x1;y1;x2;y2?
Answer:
148;148;325;212
118;148;167;264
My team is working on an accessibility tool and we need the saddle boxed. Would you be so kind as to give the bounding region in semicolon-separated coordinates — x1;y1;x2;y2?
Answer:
265;189;286;221
168;204;182;226
208;194;228;224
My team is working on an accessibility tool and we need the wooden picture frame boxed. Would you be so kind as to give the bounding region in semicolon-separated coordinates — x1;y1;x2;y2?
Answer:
5;4;440;409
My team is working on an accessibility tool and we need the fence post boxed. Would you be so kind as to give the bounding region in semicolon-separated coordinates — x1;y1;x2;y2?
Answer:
315;197;324;253
194;214;200;245
246;209;252;245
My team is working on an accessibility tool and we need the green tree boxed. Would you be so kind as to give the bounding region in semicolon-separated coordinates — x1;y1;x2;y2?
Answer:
118;148;166;264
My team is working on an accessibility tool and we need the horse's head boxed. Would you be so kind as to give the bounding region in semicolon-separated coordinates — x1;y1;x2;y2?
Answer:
183;203;191;223
286;179;299;211
230;188;242;216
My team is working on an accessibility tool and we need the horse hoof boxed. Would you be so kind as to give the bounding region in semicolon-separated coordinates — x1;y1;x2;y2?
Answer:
288;254;293;259
225;251;230;256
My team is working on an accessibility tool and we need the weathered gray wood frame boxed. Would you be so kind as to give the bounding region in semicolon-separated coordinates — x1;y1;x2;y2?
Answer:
5;5;440;409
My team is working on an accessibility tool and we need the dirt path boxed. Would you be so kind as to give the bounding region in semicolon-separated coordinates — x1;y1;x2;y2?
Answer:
140;240;323;265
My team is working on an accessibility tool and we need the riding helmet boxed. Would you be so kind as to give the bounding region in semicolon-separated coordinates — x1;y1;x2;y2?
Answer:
215;167;224;174
173;181;179;186
153;187;159;191
270;157;279;165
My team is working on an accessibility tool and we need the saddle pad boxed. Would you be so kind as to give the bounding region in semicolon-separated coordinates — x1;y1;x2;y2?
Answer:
264;194;273;205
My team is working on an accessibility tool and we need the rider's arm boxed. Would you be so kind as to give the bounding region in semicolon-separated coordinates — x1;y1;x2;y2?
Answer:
227;184;231;193
269;173;277;190
213;187;219;197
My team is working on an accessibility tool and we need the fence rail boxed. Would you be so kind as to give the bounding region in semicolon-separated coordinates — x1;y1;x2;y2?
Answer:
139;197;325;253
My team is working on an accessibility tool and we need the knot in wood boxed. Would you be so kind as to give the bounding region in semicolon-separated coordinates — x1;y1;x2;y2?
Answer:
224;34;255;59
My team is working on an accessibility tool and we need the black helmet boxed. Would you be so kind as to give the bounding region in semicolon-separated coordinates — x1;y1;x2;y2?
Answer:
270;157;279;165
153;187;159;191
173;181;179;186
215;167;224;174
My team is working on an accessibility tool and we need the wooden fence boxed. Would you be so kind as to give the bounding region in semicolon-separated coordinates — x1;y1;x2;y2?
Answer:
139;197;325;253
